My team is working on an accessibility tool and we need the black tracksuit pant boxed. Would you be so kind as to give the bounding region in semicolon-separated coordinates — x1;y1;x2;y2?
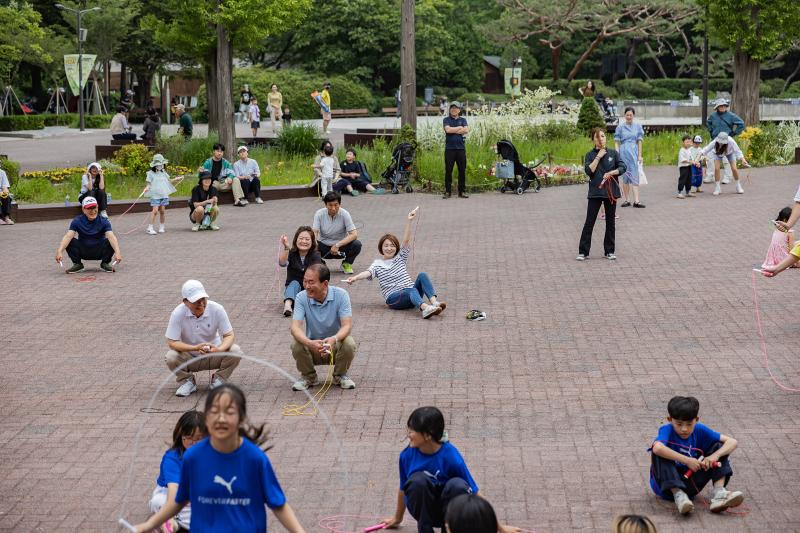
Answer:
66;238;114;265
651;441;733;500
403;472;472;533
444;149;466;195
578;198;615;256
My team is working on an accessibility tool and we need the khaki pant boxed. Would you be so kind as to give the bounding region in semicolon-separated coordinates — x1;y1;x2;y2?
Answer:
165;344;243;382
291;336;356;381
216;178;245;203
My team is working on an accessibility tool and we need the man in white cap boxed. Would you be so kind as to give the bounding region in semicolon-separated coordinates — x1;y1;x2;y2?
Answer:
165;280;243;396
54;196;122;273
706;98;744;184
233;145;263;204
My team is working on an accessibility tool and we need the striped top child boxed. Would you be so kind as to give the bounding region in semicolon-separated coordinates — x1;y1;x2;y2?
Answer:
367;247;414;301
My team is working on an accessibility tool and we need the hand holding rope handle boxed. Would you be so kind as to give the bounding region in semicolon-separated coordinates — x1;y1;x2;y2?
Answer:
684;455;721;479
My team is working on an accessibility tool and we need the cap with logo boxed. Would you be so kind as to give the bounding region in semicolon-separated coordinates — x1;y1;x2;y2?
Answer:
81;196;98;208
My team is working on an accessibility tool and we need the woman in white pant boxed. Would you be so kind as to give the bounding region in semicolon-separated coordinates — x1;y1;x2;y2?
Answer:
703;132;750;196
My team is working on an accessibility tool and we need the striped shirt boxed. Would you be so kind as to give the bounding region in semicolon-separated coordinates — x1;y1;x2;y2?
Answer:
368;247;414;301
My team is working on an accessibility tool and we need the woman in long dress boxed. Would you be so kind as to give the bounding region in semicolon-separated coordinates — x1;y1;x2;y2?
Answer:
614;107;645;208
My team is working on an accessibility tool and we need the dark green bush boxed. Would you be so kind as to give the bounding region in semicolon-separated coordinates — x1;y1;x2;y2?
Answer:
615;79;653;98
0;115;45;131
783;81;800;98
648;78;732;95
576;97;605;135
649;88;683;100
41;113;78;127
276;123;321;156
760;78;785;98
526;121;578;142
0;158;20;180
69;114;114;129
155;134;218;169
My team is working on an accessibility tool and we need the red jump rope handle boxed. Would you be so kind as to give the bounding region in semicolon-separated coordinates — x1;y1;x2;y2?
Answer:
684;457;721;479
364;525;386;532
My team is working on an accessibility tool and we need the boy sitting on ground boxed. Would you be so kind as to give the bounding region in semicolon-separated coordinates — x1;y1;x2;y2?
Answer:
649;396;744;515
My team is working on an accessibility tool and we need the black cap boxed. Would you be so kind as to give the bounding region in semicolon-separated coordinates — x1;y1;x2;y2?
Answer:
198;170;213;182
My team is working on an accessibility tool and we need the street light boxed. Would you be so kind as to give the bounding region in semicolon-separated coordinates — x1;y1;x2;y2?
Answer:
55;2;101;131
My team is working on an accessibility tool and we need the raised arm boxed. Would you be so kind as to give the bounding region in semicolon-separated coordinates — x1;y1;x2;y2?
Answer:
279;235;290;266
402;207;418;247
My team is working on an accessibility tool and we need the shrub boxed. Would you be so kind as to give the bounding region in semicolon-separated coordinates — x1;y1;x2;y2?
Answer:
155;134;219;169
576;97;605;135
69;114;113;129
615;79;653;98
525;121;578;142
760;78;785;99
112;143;153;177
41;113;78;127
0;158;20;180
649;88;683;100
276;123;321;156
782;81;800;98
0;115;45;131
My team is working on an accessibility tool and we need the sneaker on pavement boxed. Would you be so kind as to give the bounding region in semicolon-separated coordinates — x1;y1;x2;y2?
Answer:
335;374;356;389
435;301;446;312
422;304;442;319
175;378;197;397
100;262;114;272
736;182;744;194
721;176;731;184
703;176;714;183
66;263;85;274
713;183;721;195
372;188;386;195
633;202;646;208
673;489;694;515
709;488;744;513
100;210;108;218
292;376;319;391
342;262;354;274
351;190;360;196
605;253;616;260
158;225;165;233
191;223;200;232
240;199;249;205
576;254;587;261
677;193;685;199
255;197;264;204
210;224;220;231
687;192;696;197
146;226;157;235
210;375;225;390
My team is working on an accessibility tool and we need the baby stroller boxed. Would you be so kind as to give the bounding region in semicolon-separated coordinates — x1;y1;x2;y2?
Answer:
494;140;542;195
381;142;415;194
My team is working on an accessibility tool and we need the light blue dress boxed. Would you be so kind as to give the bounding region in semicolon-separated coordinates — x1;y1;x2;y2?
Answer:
614;122;644;185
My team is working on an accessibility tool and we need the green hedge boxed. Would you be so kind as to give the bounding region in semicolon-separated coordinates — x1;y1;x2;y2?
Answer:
69;114;114;129
0;115;45;131
783;81;800;98
41;113;78;127
0;158;20;180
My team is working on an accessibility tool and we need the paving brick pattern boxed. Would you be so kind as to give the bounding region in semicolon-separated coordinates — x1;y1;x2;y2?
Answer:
1;165;799;532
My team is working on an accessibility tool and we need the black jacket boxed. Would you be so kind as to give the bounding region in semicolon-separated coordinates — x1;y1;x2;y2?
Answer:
584;147;626;200
285;250;323;286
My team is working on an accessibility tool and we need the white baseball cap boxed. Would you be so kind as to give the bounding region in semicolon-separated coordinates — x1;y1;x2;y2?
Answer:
693;135;703;143
181;279;209;303
81;196;98;208
715;132;729;145
237;145;249;153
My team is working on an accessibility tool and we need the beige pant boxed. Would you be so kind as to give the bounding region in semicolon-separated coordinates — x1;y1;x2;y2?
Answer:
216;178;245;203
291;336;356;381
165;344;243;382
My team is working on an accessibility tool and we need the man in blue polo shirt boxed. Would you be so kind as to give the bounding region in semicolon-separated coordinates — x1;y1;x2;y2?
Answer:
442;101;469;199
290;263;357;391
54;196;122;273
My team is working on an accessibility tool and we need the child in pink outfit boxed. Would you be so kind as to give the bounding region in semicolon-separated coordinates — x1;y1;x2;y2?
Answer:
762;207;795;269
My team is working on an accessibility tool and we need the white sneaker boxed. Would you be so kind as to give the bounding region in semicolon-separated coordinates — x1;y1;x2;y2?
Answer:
677;193;685;199
158;225;165;233
709;488;744;513
255;197;263;204
210;375;225;390
576;254;587;261
191;223;200;232
292;376;318;391
703;176;714;183
673;489;694;515
334;374;356;389
175;378;197;397
736;182;744;194
721;176;731;184
210;224;220;231
713;183;721;196
240;199;249;205
146;225;157;235
422;304;442;319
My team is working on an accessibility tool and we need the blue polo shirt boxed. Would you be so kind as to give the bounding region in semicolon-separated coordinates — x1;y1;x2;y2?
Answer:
443;116;467;150
292;285;352;340
69;214;112;247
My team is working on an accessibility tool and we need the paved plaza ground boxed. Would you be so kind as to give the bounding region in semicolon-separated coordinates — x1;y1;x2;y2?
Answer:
1;165;799;532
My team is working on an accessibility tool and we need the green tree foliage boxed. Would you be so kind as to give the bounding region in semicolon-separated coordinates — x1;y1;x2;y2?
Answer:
0;1;52;86
575;96;604;135
56;0;136;67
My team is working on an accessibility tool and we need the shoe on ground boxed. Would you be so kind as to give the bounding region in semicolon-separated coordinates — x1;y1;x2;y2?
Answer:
673;489;694;515
283;308;293;317
3;216;13;225
146;225;157;235
605;253;616;260
435;301;446;312
372;188;386;195
721;176;731;184
458;192;469;198
576;254;587;261
620;201;631;207
709;488;744;513
351;190;360;196
292;376;319;391
687;192;696;197
703;177;714;183
100;210;108;218
100;262;114;273
210;375;225;390
191;223;200;232
210;224;220;231
175;378;197;397
633;202;645;208
0;218;6;225
696;187;703;193
255;197;263;204
677;193;685;199
422;304;442;319
66;263;85;274
442;192;451;199
158;225;165;233
234;201;246;207
342;262;354;274
713;183;721;195
334;374;356;389
240;199;249;205
736;182;744;194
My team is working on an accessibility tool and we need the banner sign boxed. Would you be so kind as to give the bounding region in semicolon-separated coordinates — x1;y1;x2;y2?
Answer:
64;54;96;94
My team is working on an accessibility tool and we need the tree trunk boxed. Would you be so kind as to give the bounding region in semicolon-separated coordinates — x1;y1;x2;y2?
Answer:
400;0;417;130
216;21;236;150
567;33;606;81
644;42;668;78
205;58;218;132
625;39;637;78
732;47;760;126
104;60;110;110
119;63;126;93
550;43;562;81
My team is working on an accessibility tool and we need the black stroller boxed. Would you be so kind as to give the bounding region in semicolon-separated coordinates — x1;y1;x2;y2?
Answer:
381;142;415;194
494;139;542;195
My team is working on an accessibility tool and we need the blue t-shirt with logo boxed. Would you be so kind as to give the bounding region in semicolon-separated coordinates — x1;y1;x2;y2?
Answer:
443;116;467;150
175;438;286;533
156;448;182;487
69;214;112;247
399;442;478;498
649;422;721;498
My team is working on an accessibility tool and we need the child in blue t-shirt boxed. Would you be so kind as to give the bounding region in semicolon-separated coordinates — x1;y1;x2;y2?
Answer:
148;410;205;532
649;396;744;515
380;406;518;533
133;384;304;533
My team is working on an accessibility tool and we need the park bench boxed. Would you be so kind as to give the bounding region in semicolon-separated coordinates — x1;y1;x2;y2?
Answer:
110;138;150;146
330;108;370;118
381;106;440;116
343;132;395;147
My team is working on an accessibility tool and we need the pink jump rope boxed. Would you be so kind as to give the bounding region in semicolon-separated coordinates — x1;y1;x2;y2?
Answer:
683;456;721;479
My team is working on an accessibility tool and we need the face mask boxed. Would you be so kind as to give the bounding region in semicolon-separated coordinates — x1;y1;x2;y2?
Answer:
155;164;164;172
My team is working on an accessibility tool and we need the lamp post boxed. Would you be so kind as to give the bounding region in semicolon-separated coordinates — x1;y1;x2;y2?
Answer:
55;2;101;132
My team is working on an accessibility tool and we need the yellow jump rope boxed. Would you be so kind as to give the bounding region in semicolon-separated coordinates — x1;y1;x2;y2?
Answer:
282;345;337;416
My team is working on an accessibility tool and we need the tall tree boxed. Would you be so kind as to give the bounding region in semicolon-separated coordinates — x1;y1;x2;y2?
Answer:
0;1;52;88
698;0;800;125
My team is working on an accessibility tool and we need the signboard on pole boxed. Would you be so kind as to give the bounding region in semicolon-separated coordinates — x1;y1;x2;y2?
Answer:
504;67;522;96
64;54;96;95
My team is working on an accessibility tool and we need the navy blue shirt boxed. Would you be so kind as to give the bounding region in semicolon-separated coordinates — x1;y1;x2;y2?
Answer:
649;422;721;498
443;116;467;150
69;214;112;247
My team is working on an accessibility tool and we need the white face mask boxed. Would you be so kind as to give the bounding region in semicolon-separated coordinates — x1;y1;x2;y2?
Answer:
155;164;164;172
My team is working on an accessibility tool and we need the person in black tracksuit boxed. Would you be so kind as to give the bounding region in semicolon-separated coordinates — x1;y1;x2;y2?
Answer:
578;127;627;260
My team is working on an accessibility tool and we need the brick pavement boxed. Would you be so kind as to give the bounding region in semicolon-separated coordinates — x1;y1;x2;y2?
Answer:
1;165;799;532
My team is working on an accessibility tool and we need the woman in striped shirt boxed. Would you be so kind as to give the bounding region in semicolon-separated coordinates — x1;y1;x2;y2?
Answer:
345;207;445;319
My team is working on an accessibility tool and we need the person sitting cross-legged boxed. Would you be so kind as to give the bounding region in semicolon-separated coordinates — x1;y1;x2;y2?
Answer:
290;263;357;391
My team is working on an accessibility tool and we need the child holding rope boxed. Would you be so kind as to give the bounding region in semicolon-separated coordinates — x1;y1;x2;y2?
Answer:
133;384;305;533
148;410;205;532
380;407;519;533
762;207;796;269
144;154;183;235
649;396;744;515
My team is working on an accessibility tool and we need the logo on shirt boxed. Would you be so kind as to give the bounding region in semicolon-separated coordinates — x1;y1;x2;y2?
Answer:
213;474;237;495
423;470;441;481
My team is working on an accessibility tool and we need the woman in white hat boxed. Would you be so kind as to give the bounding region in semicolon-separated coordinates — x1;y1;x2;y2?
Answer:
706;98;744;184
702;132;750;196
144;154;184;234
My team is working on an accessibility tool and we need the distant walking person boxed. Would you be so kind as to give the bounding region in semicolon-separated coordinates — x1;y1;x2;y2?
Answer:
442;101;469;199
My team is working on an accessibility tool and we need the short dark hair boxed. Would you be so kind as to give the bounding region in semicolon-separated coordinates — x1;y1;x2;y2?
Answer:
445;494;497;533
171;410;206;456
346;147;357;157
624;106;636;115
212;143;225;152
667;396;700;421
323;191;341;205
682;135;692;142
611;514;658;533
590;127;604;141
320;140;333;151
407;406;445;443
116;105;127;113
378;234;400;256
306;262;331;283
